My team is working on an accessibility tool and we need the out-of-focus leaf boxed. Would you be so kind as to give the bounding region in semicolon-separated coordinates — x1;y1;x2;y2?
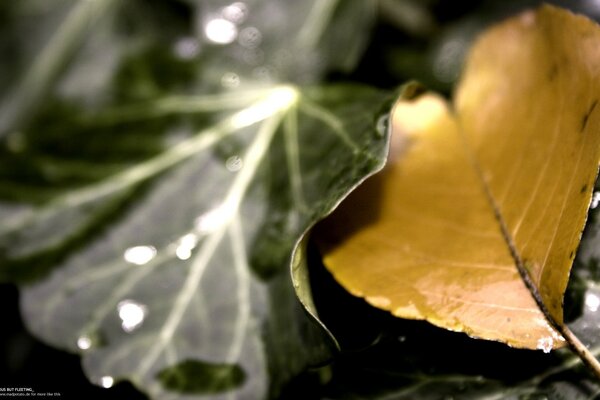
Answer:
192;0;376;85
314;5;600;351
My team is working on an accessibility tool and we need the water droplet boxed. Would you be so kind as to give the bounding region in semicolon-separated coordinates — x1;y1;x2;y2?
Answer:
238;26;262;49
586;292;600;312
123;245;157;266
536;336;553;353
397;335;407;343
100;376;114;388
221;2;248;24
226;155;243;172
77;335;92;350
173;36;200;59
117;300;147;333
221;72;240;88
175;233;198;260
204;18;238;44
375;114;389;138
592;191;600;209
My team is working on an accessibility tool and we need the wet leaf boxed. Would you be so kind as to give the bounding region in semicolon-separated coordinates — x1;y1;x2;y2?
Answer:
315;5;600;350
11;84;390;400
0;1;387;399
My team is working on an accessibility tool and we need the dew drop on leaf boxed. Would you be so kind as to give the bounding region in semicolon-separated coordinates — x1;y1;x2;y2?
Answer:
585;292;600;312
117;300;147;333
123;245;157;266
226;155;243;172
100;376;114;389
536;337;554;353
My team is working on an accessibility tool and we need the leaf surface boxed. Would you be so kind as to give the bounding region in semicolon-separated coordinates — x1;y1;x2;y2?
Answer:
0;1;387;398
315;5;600;350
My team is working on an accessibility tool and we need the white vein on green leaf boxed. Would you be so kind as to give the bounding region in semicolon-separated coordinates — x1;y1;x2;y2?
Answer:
1;88;298;253
0;0;119;136
136;87;297;378
297;0;340;51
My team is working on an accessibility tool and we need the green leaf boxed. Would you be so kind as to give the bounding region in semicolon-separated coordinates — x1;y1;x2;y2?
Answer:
10;84;391;399
0;1;387;398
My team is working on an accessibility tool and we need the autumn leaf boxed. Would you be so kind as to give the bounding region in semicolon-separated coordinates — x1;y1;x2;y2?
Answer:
314;4;600;357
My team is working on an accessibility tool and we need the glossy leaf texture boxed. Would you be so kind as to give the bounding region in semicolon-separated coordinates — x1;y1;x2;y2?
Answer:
314;5;600;350
11;84;391;399
0;1;388;399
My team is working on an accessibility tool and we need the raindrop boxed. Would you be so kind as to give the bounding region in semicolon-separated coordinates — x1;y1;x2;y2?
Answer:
226;155;243;172
375;114;389;138
100;376;114;389
536;337;553;353
175;233;198;260
117;300;147;333
77;335;92;350
592;191;600;209
204;18;238;44
221;2;248;24
238;26;262;49
173;36;200;59
586;292;600;312
221;72;240;88
123;245;157;266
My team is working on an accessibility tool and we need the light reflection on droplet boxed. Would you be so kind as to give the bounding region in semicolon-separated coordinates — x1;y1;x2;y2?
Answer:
205;18;238;44
221;72;240;88
175;233;198;260
238;26;262;49
123;245;157;266
536;336;553;353
591;191;600;209
222;2;248;24
586;292;600;312
174;36;200;59
77;335;92;350
100;376;114;388
117;300;147;333
226;155;243;172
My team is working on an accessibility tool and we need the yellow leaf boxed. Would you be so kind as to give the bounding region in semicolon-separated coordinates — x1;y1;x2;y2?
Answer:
314;5;600;351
